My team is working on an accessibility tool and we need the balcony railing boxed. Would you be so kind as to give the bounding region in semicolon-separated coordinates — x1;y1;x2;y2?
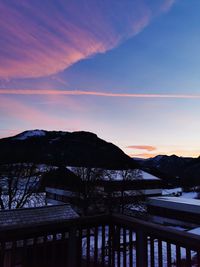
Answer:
1;213;200;267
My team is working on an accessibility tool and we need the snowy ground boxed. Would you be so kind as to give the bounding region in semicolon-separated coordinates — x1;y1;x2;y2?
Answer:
152;187;200;245
162;187;199;199
181;191;198;199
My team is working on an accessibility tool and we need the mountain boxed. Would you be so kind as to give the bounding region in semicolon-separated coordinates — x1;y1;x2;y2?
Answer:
136;154;200;186
140;155;192;176
0;130;136;169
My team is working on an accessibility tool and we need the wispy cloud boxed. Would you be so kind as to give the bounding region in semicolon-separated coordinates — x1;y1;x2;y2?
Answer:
160;0;176;12
127;145;157;151
0;0;175;79
0;89;200;99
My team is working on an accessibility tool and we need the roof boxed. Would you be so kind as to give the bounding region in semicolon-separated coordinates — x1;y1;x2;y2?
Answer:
67;166;160;181
149;196;200;206
148;197;200;214
0;204;79;230
188;227;200;235
139;171;160;181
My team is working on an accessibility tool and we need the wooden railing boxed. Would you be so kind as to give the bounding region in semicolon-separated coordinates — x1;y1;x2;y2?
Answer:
1;214;200;267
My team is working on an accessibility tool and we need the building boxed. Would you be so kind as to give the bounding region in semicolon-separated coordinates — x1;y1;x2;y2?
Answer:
147;196;200;227
45;167;163;214
0;204;79;267
0;204;79;229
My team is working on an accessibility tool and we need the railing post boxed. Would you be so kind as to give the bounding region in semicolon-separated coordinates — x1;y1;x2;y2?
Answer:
136;230;148;267
0;243;5;267
67;227;78;267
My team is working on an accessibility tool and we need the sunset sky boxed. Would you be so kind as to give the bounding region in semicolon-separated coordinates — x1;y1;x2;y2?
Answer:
1;0;200;158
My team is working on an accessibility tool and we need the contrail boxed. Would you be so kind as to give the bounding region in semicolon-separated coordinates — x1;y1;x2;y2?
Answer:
0;89;200;99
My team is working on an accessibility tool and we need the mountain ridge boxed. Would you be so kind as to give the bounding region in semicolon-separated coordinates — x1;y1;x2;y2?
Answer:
0;129;136;169
136;154;200;186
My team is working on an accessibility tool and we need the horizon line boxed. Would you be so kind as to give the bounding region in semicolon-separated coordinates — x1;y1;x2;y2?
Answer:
0;89;200;99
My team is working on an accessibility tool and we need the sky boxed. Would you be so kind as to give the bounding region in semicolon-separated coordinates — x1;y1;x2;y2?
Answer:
1;0;200;158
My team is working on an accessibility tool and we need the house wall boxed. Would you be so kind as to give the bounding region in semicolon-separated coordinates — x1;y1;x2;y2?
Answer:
148;197;200;214
148;202;200;225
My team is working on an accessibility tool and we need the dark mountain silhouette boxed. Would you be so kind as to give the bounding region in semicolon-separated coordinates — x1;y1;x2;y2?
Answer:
0;130;136;169
136;154;200;186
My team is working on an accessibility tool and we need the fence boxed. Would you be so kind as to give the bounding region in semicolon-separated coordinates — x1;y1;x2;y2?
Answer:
0;213;200;267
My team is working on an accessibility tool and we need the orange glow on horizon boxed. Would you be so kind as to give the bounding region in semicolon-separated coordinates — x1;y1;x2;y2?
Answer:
129;151;200;159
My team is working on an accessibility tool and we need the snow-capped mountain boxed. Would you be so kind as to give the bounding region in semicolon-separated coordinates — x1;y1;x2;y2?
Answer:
14;130;46;140
0;130;137;169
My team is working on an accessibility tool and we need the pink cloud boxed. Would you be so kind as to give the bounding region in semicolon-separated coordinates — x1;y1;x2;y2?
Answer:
0;89;200;99
0;1;175;79
127;145;157;151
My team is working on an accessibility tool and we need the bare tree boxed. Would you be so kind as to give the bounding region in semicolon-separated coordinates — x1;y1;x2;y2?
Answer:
0;163;45;210
69;167;145;216
71;167;106;215
119;169;147;217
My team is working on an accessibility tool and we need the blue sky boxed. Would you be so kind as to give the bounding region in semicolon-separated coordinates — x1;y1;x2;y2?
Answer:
1;0;200;158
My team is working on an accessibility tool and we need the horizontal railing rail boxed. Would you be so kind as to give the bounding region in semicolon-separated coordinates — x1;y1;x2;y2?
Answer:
0;213;200;267
112;214;200;250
